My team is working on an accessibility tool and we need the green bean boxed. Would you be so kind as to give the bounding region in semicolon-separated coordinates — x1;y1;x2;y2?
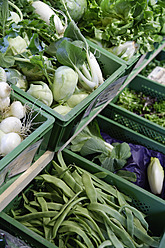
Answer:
134;218;147;234
29;200;40;208
48;191;82;226
82;172;97;203
110;218;145;248
24;202;38;213
98;240;112;248
103;213;136;248
119;205;148;231
96;188;120;210
38;174;75;198
52;195;87;239
21;219;43;227
71;238;87;248
22;192;29;204
116;189;135;237
34;191;63;203
47;202;63;211
58;221;95;248
68;217;101;246
37;196;51;240
134;225;160;247
72;169;83;186
15;211;58;222
74;206;105;242
57;152;68;170
27;226;44;236
87;203;126;227
52;160;82;193
126;208;134;237
104;220;124;248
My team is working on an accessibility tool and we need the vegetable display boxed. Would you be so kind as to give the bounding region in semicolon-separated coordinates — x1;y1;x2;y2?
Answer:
70;120;135;182
8;152;161;248
115;88;165;127
140;51;165;77
0;0;105;116
69;119;165;199
0;67;41;157
76;0;165;60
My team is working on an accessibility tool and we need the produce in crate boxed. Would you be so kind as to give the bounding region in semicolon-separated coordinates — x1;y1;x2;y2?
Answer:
75;0;165;60
115;87;165;127
147;157;164;195
0;0;105;115
7;152;161;248
0;67;41;157
69;119;165;199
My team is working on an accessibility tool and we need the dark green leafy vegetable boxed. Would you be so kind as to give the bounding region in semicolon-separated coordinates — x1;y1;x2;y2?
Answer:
70;120;134;181
116;88;165;127
78;0;165;55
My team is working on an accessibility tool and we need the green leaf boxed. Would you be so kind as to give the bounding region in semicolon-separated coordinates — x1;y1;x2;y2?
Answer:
111;142;131;161
100;143;131;172
0;52;15;67
101;156;117;172
56;39;86;69
115;170;137;182
64;20;87;47
28;33;42;54
80;137;107;156
46;37;72;57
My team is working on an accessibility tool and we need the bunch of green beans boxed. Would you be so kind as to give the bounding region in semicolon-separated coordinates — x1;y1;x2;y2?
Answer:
9;152;160;248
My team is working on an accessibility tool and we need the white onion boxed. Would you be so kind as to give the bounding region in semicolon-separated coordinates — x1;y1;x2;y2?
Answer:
0;116;22;133
0;82;11;98
0;132;22;155
10;101;26;119
0;97;10;111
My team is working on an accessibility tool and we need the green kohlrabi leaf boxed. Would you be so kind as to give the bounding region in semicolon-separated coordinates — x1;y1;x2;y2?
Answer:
0;52;15;67
64;20;87;47
56;39;86;69
28;33;42;54
46;37;72;57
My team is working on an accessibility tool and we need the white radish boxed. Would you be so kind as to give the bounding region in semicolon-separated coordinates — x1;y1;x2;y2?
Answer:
0;97;10;111
0;132;22;155
0;116;22;134
32;1;66;35
0;82;11;98
87;52;104;86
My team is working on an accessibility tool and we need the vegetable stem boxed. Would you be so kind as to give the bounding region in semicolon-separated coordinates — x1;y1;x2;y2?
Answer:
8;1;23;22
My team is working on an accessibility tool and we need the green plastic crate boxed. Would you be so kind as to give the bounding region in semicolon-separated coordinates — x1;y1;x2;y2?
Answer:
87;39;140;72
1;148;165;247
12;42;126;151
140;45;165;81
87;39;165;74
100;74;165;149
0;90;55;193
0;212;56;248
